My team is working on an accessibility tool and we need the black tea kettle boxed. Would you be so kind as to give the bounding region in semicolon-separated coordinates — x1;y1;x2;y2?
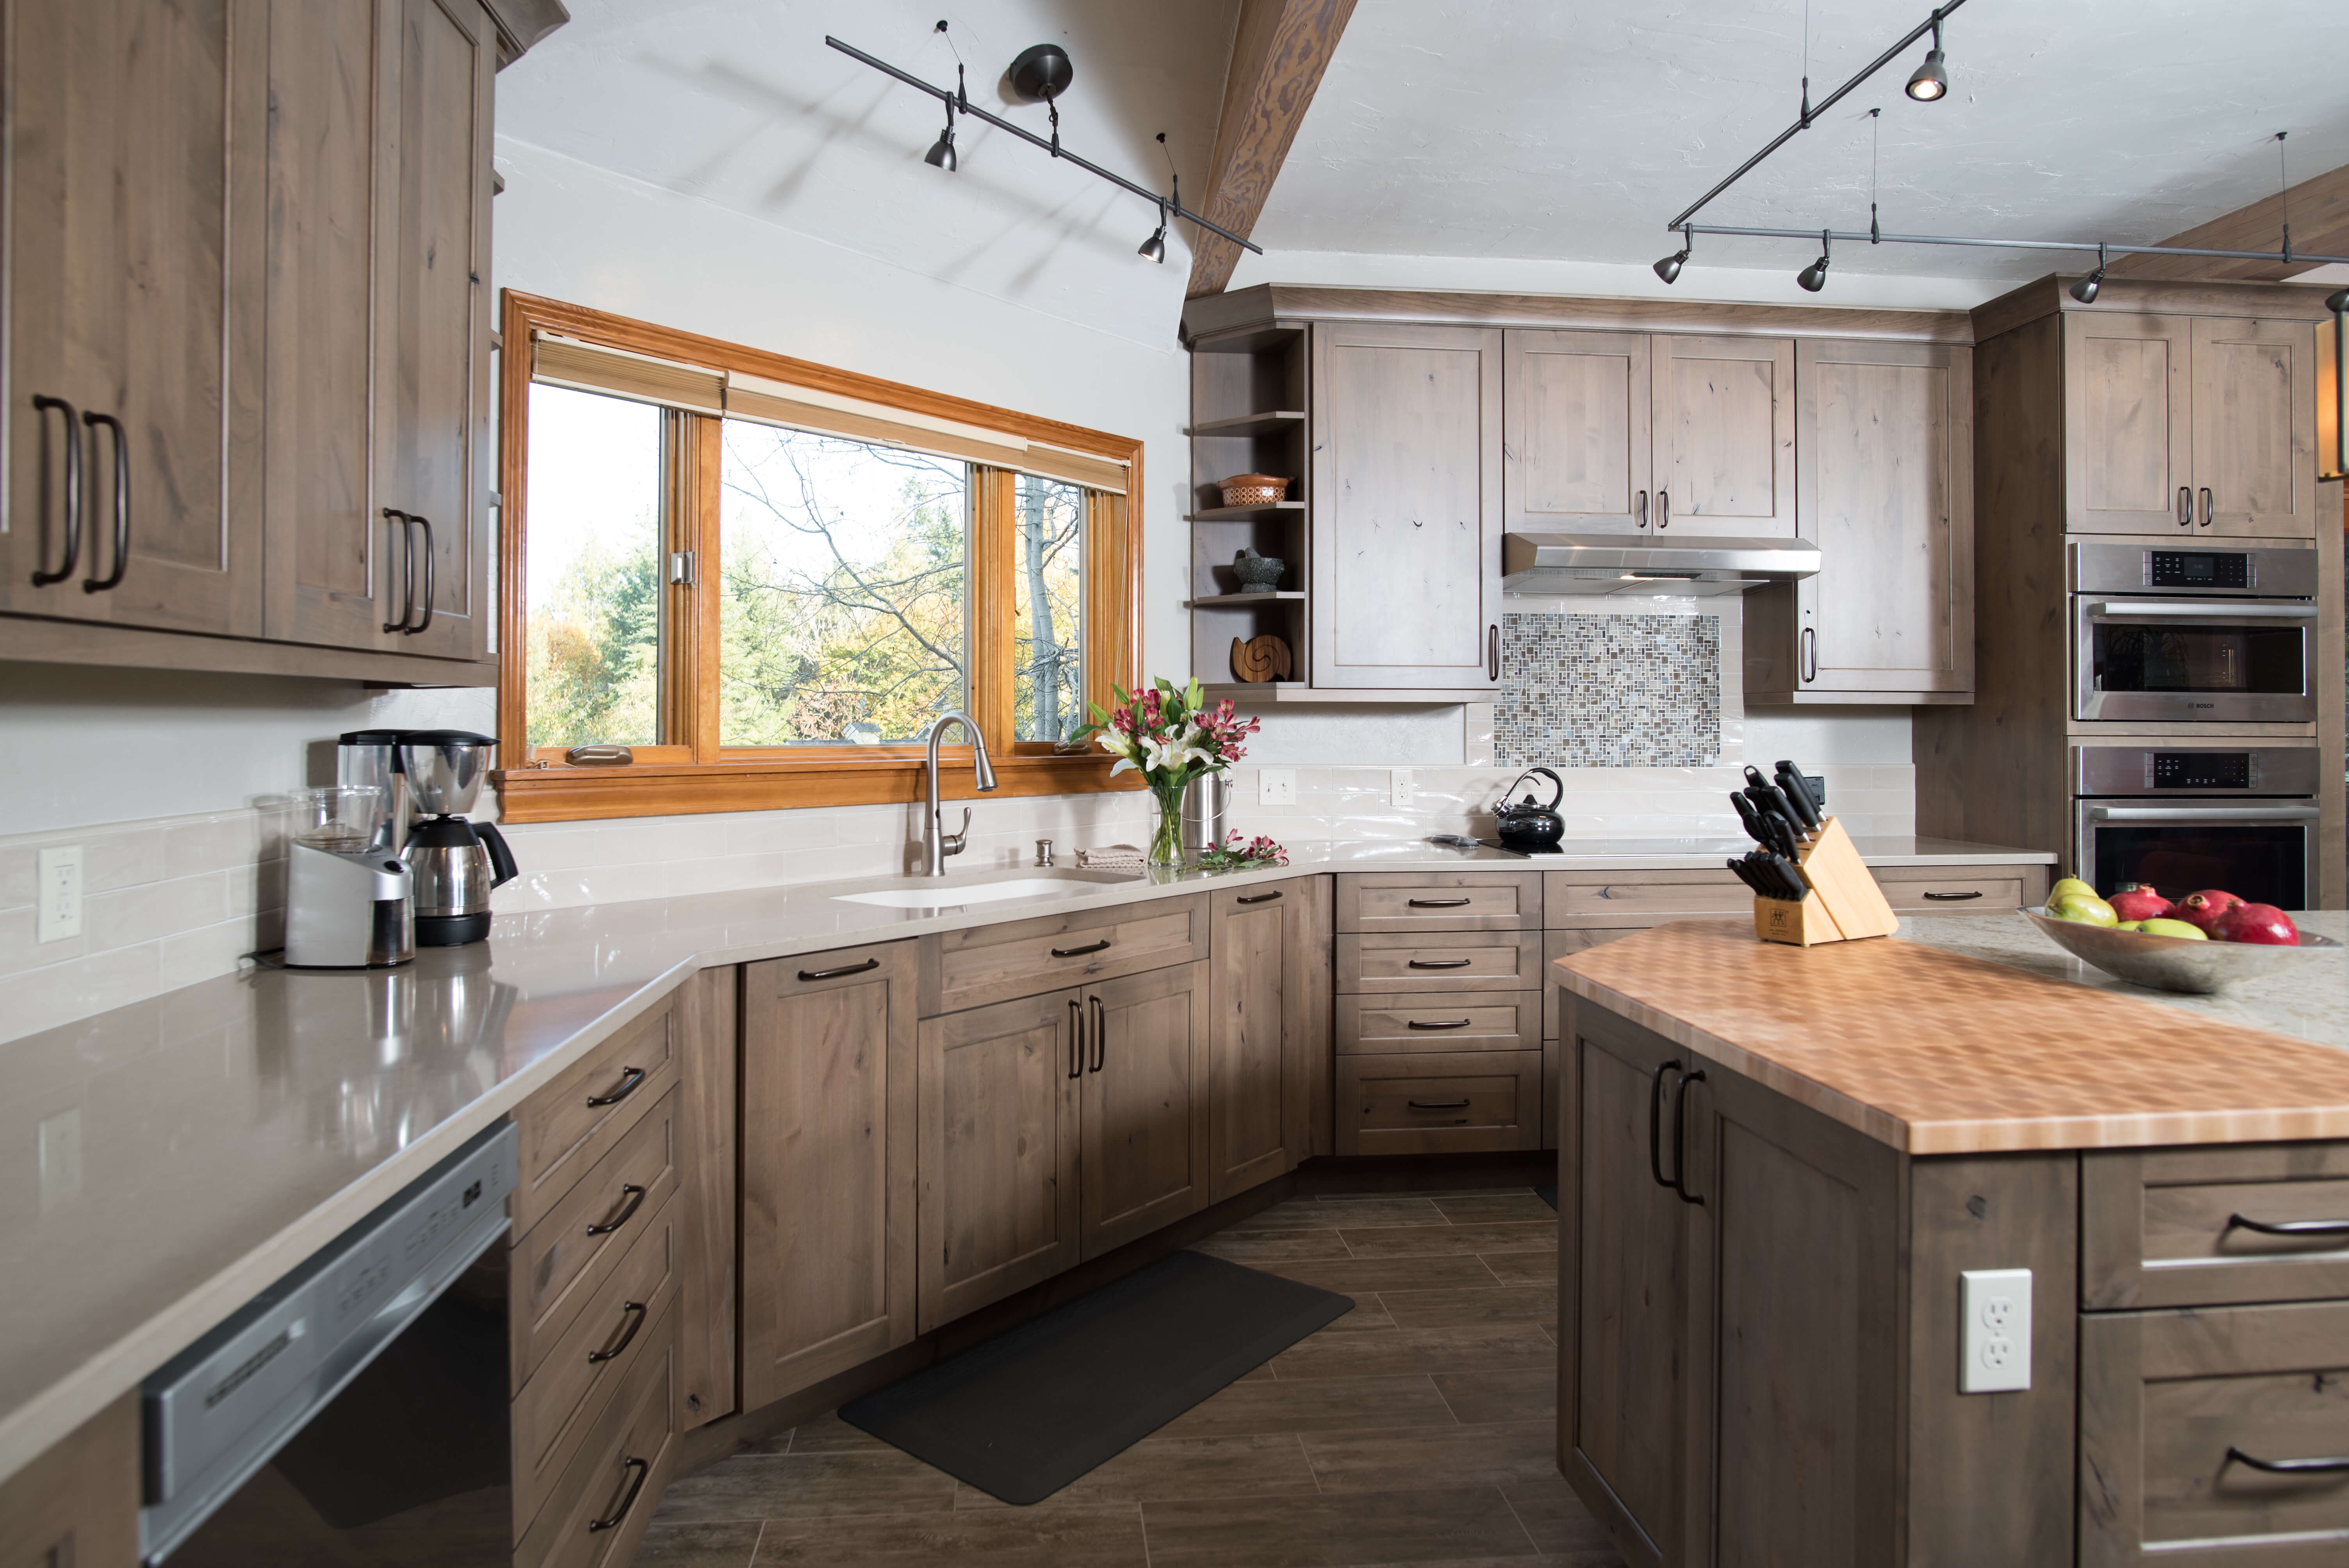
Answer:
1493;766;1565;850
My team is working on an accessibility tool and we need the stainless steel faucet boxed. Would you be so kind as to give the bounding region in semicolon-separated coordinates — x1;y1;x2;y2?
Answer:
921;712;998;875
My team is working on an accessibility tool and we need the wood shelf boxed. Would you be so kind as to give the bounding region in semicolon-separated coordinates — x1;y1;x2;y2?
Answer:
1189;501;1305;521
1190;410;1305;437
1185;592;1305;607
1198;684;1497;706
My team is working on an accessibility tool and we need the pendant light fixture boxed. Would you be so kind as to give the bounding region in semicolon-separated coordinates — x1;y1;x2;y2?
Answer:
2069;244;2107;303
1138;205;1169;262
1905;8;1950;101
924;22;960;170
1796;232;1831;292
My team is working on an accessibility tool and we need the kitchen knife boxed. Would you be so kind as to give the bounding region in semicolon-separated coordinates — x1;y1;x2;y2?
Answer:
1751;778;1812;842
1744;789;1800;859
1726;857;1764;895
1764;852;1809;900
1730;791;1770;845
1773;762;1824;829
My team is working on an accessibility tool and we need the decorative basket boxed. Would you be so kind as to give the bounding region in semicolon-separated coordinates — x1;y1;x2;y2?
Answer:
1217;473;1290;508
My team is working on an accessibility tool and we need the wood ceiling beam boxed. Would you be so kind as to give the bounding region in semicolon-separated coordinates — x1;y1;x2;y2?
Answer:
1184;0;1358;300
2110;161;2349;282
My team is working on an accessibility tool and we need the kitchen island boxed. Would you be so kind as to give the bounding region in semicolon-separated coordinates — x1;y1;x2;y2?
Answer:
1552;914;2349;1568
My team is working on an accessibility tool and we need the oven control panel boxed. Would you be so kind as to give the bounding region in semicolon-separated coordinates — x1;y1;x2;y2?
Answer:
2070;540;2318;599
2077;745;2320;798
2145;551;2249;590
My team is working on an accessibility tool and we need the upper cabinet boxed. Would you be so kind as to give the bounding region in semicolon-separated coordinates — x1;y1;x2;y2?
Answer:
1310;323;1504;691
2064;311;2319;538
1504;330;1795;538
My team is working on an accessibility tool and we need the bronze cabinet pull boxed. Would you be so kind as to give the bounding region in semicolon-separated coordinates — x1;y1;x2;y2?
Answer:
1089;994;1106;1073
585;1065;647;1107
1672;1069;1707;1206
1657;488;1670;529
1920;890;1984;901
29;396;81;586
2199;486;2214;528
1051;938;1113;958
588;1457;651;1532
381;509;413;632
405;514;435;633
1487;624;1500;680
80;411;128;592
1407;957;1474;969
2226;1213;2349;1239
585;1183;647;1236
1236;891;1282;904
1407;1019;1473;1030
1407;1099;1471;1110
2177;486;2194;527
798;957;880;982
1800;626;1817;683
1648;1059;1683;1192
586;1301;647;1363
2226;1445;2349;1476
1635;489;1648;529
1408;897;1472;907
1068;999;1084;1080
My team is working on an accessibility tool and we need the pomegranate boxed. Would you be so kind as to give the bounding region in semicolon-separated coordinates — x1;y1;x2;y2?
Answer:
2211;903;2299;946
2107;885;2174;923
2171;889;2247;933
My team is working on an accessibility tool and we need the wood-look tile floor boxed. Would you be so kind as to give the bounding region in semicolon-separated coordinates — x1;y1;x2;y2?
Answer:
632;1188;1624;1568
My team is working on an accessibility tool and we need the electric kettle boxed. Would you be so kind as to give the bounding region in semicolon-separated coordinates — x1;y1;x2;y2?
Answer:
1493;766;1567;851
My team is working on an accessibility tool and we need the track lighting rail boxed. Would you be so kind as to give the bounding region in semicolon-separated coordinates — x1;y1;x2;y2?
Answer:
1682;221;2349;270
824;36;1262;256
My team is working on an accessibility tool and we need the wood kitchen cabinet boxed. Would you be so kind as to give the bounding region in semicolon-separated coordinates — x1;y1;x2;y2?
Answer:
1502;330;1795;539
1079;961;1213;1258
1207;879;1330;1202
738;943;918;1413
0;1393;139;1568
1310;322;1504;690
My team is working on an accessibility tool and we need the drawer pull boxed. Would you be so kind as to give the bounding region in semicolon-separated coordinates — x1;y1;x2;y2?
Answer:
585;1183;647;1237
1408;897;1473;908
586;1301;647;1364
2225;1213;2349;1239
585;1065;647;1108
1051;938;1113;958
1407;1019;1473;1030
1407;1099;1472;1110
1407;957;1474;969
1920;890;1984;901
2226;1445;2349;1477
588;1456;651;1532
1237;891;1283;904
798;957;880;981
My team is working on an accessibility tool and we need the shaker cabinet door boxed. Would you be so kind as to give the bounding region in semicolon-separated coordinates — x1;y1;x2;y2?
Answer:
1649;334;1797;538
2189;316;2318;538
1310;323;1503;690
2064;313;2195;535
1;0;257;635
1079;961;1212;1259
1503;329;1652;535
1207;882;1326;1203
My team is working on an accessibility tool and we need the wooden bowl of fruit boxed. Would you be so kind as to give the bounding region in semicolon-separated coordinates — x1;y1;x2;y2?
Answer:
2023;880;2341;994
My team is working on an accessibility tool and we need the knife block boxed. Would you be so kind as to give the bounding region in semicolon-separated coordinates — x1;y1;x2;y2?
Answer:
1751;816;1901;947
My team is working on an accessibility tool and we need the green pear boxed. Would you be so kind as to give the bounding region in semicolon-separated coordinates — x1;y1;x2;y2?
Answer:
2137;917;2208;941
2113;921;2144;932
2050;877;2098;902
2048;889;2118;926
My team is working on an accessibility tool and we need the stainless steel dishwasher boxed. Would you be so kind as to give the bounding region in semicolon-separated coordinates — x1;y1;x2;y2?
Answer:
141;1122;517;1564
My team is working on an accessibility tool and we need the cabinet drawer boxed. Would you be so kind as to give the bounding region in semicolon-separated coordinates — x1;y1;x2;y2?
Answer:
515;1297;679;1568
2083;1143;2349;1310
1335;930;1543;992
2080;1301;2349;1566
1335;872;1542;933
1543;869;1747;928
1872;869;2026;911
1336;1051;1542;1155
515;1194;679;1529
925;894;1207;1014
1335;991;1539;1055
513;998;679;1235
513;1089;680;1389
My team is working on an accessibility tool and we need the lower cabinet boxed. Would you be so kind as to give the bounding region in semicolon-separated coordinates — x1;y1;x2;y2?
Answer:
737;942;918;1412
1207;879;1330;1201
0;1392;139;1568
1080;962;1214;1257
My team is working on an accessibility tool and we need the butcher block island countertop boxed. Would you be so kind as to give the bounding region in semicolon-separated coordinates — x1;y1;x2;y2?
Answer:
1554;913;2349;1155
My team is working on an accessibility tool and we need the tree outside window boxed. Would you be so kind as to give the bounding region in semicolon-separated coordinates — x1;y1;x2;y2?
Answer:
1013;474;1084;743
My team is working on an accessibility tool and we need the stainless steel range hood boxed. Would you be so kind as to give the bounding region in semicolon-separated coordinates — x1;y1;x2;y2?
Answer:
1502;533;1821;597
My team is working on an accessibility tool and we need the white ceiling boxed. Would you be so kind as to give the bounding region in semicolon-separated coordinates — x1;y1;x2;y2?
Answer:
1253;0;2349;283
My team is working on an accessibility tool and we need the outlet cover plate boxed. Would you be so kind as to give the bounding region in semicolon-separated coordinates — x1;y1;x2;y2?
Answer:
37;845;84;943
1959;1267;2032;1393
1392;768;1414;807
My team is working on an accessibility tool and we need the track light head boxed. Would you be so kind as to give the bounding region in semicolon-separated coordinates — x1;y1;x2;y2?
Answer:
2328;287;2349;314
1905;47;1948;100
1654;248;1690;284
2069;270;2102;304
1796;232;1831;293
924;124;957;170
1138;215;1167;263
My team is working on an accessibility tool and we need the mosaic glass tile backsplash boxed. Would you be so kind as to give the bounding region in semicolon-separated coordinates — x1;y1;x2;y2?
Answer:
1497;612;1721;768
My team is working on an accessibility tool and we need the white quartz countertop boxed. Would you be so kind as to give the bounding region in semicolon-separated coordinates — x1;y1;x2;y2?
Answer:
0;833;2050;1484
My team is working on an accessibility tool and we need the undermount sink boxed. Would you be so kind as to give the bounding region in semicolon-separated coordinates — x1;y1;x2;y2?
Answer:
833;871;1140;909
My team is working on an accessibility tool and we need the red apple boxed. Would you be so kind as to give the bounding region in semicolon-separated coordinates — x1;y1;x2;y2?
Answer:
2108;886;2174;923
2172;889;2247;932
2211;902;2299;946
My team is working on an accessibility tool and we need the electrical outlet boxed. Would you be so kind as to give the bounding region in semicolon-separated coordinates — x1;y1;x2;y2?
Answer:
1258;768;1297;807
37;846;83;943
1959;1268;2032;1393
1392;768;1414;807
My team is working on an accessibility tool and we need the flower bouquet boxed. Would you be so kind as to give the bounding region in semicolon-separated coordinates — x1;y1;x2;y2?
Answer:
1197;831;1288;871
1078;677;1262;866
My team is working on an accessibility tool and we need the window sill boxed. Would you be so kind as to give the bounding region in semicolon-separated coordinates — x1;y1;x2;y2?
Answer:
493;750;1140;824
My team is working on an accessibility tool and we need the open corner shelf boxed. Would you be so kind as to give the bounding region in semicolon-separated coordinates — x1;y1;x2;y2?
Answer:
1189;410;1306;438
1188;501;1305;522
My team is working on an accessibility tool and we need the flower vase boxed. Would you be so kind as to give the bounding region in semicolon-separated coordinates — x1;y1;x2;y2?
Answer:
1147;779;1188;866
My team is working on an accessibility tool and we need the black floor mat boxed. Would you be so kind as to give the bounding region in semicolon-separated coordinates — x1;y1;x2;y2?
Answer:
839;1250;1353;1505
1535;1184;1558;1210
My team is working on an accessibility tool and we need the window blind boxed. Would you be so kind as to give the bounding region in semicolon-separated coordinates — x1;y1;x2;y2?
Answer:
530;335;724;413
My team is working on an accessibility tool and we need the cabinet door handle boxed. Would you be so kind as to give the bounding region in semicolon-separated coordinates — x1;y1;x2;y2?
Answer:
1068;999;1084;1080
798;957;880;981
1657;488;1670;530
1052;938;1112;958
405;513;435;632
1236;890;1282;904
2199;486;2213;528
585;1064;646;1107
2226;1445;2349;1476
1407;1098;1472;1110
2226;1213;2349;1239
2177;486;2194;527
382;509;414;632
1407;957;1474;969
588;1457;651;1532
1800;627;1817;683
1408;897;1473;908
29;396;81;586
1920;889;1984;901
79;412;128;592
1487;624;1500;681
1672;1069;1706;1206
585;1183;646;1236
1634;489;1648;529
1648;1059;1684;1191
1089;994;1106;1073
1407;1018;1473;1030
586;1300;647;1363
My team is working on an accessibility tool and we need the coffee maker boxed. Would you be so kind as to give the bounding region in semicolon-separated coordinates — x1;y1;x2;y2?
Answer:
283;786;416;969
396;730;518;946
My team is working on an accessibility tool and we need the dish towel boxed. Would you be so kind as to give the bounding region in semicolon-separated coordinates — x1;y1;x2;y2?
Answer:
1077;844;1146;872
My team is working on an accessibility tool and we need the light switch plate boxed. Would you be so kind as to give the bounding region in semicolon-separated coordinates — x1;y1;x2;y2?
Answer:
37;845;83;943
1391;769;1414;807
1959;1267;2032;1393
1259;769;1296;806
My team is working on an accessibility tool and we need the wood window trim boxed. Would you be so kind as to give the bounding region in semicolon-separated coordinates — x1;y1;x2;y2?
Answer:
494;291;1144;824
